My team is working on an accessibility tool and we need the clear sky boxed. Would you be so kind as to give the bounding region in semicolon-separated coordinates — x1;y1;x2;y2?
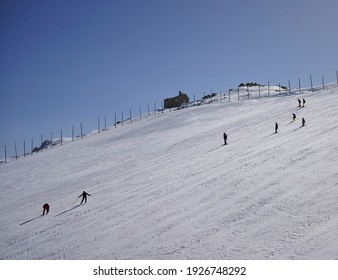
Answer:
1;0;338;158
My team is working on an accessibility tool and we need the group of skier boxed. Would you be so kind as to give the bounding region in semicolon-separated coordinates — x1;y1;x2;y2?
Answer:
42;191;91;216
223;97;308;144
275;98;306;133
298;98;306;107
291;113;306;127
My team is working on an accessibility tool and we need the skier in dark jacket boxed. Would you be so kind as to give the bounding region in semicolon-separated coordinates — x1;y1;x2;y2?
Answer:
302;117;305;127
42;203;49;215
79;191;91;204
298;99;302;107
223;133;227;145
302;98;306;107
292;113;296;121
275;122;278;133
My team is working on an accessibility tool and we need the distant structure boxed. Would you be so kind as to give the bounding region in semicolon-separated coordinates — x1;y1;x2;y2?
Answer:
164;91;189;109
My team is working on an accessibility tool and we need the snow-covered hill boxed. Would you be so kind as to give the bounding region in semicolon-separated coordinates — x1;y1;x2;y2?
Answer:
1;84;338;260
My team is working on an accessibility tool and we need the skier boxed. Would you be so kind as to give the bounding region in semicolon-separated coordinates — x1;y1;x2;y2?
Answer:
298;99;302;107
42;203;49;215
292;113;296;121
302;117;305;127
78;191;91;204
302;98;306;107
275;122;278;133
223;132;227;145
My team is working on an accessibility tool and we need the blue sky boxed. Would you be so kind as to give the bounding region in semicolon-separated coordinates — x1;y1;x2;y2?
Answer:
1;0;338;157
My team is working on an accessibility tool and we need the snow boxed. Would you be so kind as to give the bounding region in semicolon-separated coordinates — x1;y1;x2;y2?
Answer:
1;84;338;260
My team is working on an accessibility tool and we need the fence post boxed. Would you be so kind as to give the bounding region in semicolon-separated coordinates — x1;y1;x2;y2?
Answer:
97;117;100;133
247;85;250;100
228;89;231;101
31;138;33;155
336;70;338;85
298;78;302;94
72;125;74;142
23;140;26;157
268;81;270;97
104;115;107;130
130;109;132;123
147;103;150;116
15;141;18;159
139;106;142;119
310;75;313;92
60;130;63;146
80;123;83;138
4;145;7;163
237;87;239;101
258;85;261;98
154;102;156;115
322;75;325;90
114;113;117;128
279;83;281;95
51;132;53;149
288;81;291;94
121;112;124;126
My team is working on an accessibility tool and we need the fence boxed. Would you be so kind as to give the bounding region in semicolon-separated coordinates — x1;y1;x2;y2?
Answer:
1;71;338;165
198;72;338;104
0;101;165;164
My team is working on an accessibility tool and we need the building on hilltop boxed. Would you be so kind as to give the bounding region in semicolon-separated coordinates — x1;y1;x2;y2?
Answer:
164;91;189;109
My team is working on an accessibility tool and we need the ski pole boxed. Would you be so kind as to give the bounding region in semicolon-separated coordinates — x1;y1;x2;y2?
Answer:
72;197;79;206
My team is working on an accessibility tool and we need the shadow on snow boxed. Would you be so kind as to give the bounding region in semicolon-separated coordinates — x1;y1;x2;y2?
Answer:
20;205;81;225
20;215;43;225
55;205;81;217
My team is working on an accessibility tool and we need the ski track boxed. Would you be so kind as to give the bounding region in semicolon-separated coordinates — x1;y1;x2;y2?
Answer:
1;86;338;259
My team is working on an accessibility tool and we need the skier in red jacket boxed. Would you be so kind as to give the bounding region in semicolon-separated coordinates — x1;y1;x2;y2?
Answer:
42;203;49;215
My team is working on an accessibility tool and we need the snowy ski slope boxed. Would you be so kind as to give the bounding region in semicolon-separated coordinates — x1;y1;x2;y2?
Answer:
1;85;338;259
